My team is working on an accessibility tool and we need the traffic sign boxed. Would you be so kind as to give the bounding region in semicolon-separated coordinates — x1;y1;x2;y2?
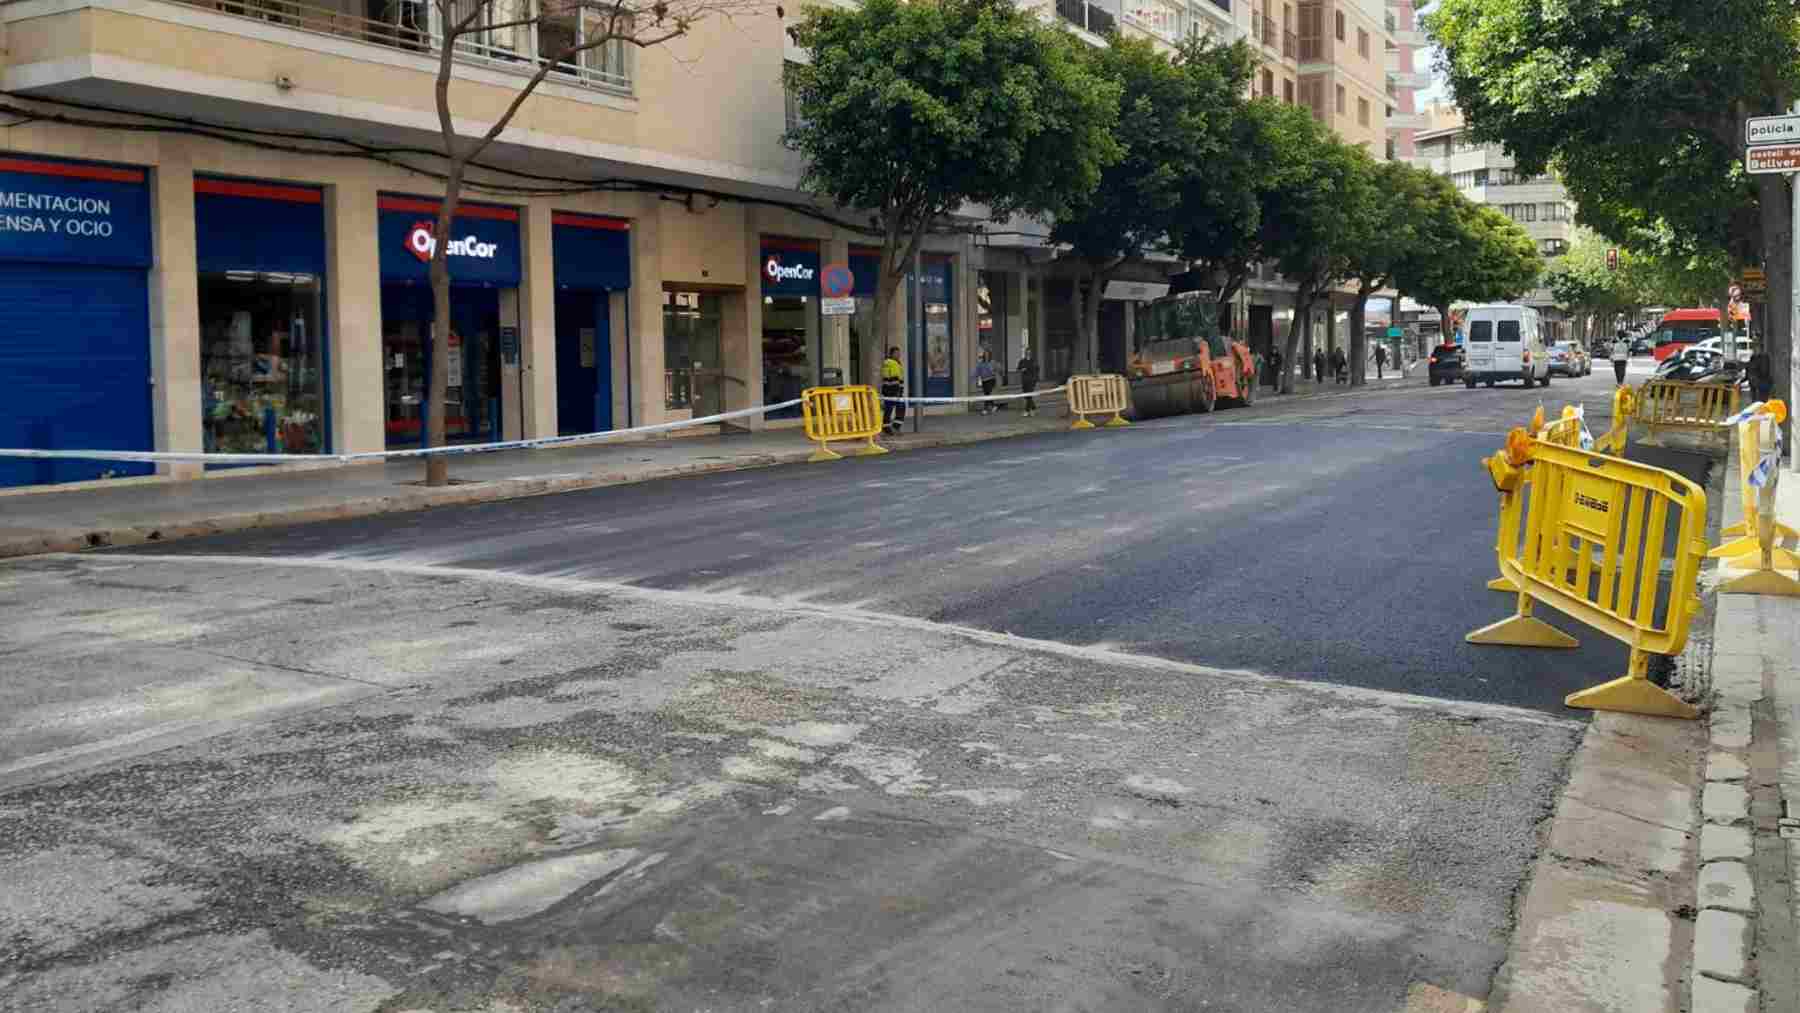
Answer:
1747;144;1800;174
1747;113;1800;147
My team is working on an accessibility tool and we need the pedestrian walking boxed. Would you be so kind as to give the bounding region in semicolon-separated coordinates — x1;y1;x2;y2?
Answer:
1313;349;1326;384
973;352;999;413
1331;347;1347;384
1374;344;1388;380
1267;347;1284;390
1610;329;1631;385
881;347;905;434
1017;352;1039;417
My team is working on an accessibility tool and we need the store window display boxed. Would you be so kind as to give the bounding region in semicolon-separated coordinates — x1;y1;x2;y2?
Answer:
199;272;325;455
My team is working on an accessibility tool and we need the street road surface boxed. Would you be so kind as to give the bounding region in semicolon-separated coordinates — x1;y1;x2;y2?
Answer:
0;362;1704;1012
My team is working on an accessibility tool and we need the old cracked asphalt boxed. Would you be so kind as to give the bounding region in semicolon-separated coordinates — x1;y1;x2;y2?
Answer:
0;365;1710;1012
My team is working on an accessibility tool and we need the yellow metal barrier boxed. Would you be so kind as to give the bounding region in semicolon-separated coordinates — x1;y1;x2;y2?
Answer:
1635;379;1740;445
800;385;889;463
1470;431;1708;719
1488;405;1586;593
1710;400;1800;596
1067;374;1131;430
1595;385;1634;455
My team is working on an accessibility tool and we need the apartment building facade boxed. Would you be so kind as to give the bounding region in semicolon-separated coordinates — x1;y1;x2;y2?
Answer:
1382;0;1424;160
0;0;1274;488
1415;117;1574;339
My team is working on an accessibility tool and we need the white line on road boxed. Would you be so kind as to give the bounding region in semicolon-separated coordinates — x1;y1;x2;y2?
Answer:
80;553;1583;731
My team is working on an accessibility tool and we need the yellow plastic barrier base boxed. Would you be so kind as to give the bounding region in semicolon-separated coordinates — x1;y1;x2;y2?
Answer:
808;447;843;464
854;443;890;458
1071;418;1096;431
1486;576;1521;593
1465;614;1579;648
1708;536;1762;559
1719;569;1800;597
1103;415;1130;428
1565;675;1700;719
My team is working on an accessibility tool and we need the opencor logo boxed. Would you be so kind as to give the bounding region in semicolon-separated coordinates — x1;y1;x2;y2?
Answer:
406;220;499;263
764;256;815;284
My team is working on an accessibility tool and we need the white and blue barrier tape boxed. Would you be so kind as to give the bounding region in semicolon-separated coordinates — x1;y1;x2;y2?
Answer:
0;398;804;466
882;384;1067;405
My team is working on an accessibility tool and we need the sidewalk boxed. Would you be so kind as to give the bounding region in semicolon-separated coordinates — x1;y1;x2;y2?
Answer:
0;409;1069;559
1694;454;1800;1011
0;373;1426;560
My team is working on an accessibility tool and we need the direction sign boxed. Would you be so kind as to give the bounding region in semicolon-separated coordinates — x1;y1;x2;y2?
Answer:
1747;114;1800;147
1747;144;1800;174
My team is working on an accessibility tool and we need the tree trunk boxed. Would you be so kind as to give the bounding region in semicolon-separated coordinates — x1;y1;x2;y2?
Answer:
1757;173;1793;450
1438;303;1452;341
1349;287;1371;386
425;164;462;487
870;266;901;387
1281;283;1314;395
1081;267;1102;374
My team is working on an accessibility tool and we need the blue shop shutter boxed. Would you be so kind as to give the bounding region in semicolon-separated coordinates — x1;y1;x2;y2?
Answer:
0;262;152;486
194;179;326;274
553;213;631;290
849;251;880;298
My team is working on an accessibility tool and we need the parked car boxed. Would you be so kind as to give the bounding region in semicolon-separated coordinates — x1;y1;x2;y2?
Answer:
1427;343;1465;386
1631;336;1653;355
1549;341;1589;377
1463;304;1551;387
1690;336;1756;362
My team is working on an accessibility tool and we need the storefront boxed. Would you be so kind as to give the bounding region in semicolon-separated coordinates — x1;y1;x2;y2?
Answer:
376;194;521;447
552;211;631;435
194;177;328;461
0;154;154;488
760;236;820;416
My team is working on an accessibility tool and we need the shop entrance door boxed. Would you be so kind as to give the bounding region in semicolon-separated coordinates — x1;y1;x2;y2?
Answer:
555;289;612;435
381;284;502;447
662;290;724;421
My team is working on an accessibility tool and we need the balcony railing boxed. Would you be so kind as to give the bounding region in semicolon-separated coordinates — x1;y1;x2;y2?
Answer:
1261;13;1277;48
1282;29;1297;59
1057;0;1118;35
169;0;632;93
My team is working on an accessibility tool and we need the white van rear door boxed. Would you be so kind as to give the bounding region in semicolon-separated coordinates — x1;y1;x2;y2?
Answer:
1467;318;1495;368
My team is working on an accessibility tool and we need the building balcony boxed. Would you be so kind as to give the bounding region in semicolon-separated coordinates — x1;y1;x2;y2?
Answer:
1391;27;1424;47
1389;70;1431;90
0;0;809;199
1058;0;1120;37
1386;109;1427;129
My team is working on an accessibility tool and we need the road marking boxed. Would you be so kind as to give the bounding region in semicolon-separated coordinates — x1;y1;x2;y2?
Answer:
78;553;1583;730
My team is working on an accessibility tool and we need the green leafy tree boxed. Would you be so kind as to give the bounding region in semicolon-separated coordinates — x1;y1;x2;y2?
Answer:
1256;104;1366;394
1339;160;1432;385
785;0;1121;385
1429;0;1799;431
1170;97;1296;324
1051;34;1255;372
1391;179;1541;338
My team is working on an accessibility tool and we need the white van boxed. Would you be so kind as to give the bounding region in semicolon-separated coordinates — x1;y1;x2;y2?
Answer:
1462;304;1550;388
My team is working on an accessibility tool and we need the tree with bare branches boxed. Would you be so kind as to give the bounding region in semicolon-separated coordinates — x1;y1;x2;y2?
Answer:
421;0;763;485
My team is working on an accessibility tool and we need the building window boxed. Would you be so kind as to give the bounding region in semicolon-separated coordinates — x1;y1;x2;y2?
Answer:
1357;27;1369;58
663;290;725;414
1056;0;1116;35
1334;9;1344;40
1284;78;1295;104
1335;83;1345;114
199;272;326;456
1263;68;1275;98
1385;137;1397;160
1358;97;1369;126
1542;239;1568;255
784;61;805;133
1124;0;1185;41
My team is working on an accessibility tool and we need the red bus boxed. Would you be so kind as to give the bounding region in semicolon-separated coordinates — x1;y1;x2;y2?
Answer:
1650;307;1750;362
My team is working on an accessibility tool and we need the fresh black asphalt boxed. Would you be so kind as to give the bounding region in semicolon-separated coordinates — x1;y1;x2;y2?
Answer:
127;372;1713;714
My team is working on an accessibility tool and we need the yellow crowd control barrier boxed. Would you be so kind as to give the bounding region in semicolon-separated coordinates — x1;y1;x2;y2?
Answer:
1488;405;1591;593
1470;430;1708;719
1067;374;1131;430
1636;379;1740;445
1595;385;1635;455
800;385;889;463
1710;399;1800;596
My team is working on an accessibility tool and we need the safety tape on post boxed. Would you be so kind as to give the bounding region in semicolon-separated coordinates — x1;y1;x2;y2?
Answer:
881;384;1069;405
0;399;807;467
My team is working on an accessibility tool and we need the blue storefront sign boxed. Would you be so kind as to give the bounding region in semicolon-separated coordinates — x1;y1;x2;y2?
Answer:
761;238;820;296
0;156;152;267
377;194;521;287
